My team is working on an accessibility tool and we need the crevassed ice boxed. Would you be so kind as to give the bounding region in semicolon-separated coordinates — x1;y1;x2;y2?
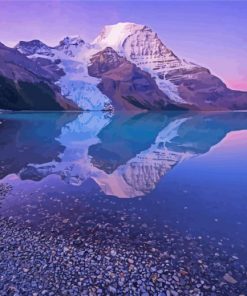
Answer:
27;40;112;110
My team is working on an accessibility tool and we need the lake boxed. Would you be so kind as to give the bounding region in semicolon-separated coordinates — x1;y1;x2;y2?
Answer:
0;111;247;295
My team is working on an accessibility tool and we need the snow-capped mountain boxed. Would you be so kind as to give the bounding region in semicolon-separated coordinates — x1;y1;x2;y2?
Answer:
93;22;194;104
93;22;247;110
93;23;192;73
13;22;247;111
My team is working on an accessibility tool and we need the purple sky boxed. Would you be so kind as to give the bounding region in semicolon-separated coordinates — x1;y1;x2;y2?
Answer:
1;0;247;90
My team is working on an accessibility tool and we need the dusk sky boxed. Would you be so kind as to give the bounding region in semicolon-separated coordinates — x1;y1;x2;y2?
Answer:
1;0;246;90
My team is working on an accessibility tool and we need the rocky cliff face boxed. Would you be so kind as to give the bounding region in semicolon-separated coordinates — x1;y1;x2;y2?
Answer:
88;47;184;110
0;42;78;111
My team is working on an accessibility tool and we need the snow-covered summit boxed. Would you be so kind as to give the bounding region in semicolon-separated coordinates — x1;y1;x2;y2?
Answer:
92;22;197;103
93;22;145;53
93;22;178;63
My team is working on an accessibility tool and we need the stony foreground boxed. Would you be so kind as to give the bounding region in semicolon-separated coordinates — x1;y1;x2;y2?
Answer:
0;217;247;296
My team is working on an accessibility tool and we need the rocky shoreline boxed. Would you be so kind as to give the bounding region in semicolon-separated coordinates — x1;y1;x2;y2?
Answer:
0;216;247;296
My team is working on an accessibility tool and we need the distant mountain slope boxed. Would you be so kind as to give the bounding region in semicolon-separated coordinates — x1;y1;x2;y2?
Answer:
12;22;247;111
0;42;78;111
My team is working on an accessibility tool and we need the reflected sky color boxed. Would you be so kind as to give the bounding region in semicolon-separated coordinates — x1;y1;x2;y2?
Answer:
0;0;246;90
198;130;247;167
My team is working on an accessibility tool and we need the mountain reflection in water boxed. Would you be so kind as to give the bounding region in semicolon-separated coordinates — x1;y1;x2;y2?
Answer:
0;111;247;198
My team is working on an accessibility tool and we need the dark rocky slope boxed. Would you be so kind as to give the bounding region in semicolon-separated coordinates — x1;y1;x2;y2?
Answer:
165;67;247;111
88;47;186;111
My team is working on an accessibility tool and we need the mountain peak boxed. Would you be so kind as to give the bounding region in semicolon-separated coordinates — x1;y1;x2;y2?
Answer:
103;22;145;31
15;39;51;56
55;35;85;57
56;35;85;48
93;22;147;52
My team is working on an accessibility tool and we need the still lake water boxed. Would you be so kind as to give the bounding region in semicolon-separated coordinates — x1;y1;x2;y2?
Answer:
0;111;247;261
0;112;247;238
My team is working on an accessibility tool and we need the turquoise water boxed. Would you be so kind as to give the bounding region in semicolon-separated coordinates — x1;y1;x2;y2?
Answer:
0;111;247;258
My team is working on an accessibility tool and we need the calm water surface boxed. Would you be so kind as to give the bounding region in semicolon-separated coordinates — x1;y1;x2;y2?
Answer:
0;111;247;258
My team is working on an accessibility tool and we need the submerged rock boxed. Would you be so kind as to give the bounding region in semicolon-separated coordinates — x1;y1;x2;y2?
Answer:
223;273;237;284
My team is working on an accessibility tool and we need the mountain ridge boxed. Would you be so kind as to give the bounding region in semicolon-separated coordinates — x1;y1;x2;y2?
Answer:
1;22;247;111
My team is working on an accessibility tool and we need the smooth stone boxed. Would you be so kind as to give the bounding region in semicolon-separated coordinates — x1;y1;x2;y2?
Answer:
223;273;237;284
